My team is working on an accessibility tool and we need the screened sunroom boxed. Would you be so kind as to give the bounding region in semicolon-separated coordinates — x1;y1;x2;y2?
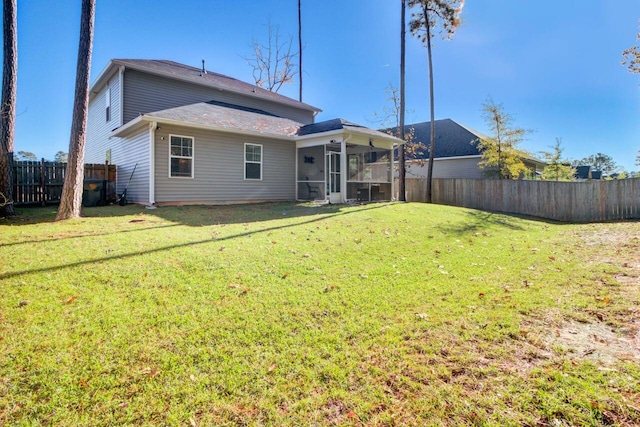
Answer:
295;119;402;203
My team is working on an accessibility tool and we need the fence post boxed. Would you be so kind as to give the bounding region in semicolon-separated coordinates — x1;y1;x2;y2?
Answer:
40;158;46;206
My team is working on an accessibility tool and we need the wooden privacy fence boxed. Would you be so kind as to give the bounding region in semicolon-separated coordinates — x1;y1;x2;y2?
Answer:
403;178;640;222
13;160;116;206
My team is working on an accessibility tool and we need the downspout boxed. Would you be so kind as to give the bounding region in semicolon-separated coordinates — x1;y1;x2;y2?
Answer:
149;121;157;206
341;132;352;203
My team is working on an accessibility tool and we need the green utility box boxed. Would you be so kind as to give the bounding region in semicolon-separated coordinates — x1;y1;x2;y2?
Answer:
82;178;105;207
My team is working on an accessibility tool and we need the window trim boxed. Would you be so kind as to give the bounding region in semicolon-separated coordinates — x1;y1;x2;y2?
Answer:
244;143;263;181
105;85;111;122
169;134;195;179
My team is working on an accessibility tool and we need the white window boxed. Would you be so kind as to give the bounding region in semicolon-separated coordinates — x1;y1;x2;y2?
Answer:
105;86;111;122
170;135;194;178
244;143;262;180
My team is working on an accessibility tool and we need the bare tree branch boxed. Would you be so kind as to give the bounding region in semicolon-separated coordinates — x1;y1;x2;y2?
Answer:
244;19;297;93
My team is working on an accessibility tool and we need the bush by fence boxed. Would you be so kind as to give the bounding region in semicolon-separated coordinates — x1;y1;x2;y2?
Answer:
403;178;639;222
12;160;116;206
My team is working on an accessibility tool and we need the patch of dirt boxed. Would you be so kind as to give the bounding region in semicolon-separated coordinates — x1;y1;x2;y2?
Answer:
546;319;640;364
549;222;640;364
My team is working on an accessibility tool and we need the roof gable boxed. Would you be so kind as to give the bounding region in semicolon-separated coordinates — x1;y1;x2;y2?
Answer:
92;59;321;114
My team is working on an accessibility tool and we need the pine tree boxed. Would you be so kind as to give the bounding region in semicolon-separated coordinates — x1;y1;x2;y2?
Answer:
56;0;95;220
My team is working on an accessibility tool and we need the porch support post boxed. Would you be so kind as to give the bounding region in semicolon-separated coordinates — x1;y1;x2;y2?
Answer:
340;138;347;203
294;146;298;201
390;147;395;201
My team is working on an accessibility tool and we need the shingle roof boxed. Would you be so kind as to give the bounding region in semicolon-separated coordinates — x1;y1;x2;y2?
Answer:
110;59;321;114
394;118;486;158
145;100;302;138
300;118;402;141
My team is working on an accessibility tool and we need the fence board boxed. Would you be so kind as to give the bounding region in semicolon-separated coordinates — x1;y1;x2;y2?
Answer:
403;178;640;223
12;160;116;206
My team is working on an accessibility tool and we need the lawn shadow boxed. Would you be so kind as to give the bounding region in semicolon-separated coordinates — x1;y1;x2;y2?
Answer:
1;202;391;280
4;202;384;228
434;209;558;235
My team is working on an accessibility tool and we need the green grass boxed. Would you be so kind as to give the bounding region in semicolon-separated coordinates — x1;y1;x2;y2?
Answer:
1;202;638;426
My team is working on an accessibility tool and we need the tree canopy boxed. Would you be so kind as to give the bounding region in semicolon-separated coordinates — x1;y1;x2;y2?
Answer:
539;138;574;181
477;98;531;180
575;153;620;176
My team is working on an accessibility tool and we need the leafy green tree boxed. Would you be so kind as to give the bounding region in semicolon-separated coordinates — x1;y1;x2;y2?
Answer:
622;19;640;77
477;98;530;180
539;138;575;181
576;153;619;176
56;0;94;221
14;150;36;161
54;151;68;163
408;0;464;202
0;0;17;216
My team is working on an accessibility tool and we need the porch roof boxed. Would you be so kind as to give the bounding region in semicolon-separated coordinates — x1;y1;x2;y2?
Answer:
299;118;403;143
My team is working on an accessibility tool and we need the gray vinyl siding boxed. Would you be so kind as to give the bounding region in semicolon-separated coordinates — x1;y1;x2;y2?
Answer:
405;157;484;179
123;70;314;125
93;128;150;205
154;125;295;203
86;72;121;163
116;129;150;204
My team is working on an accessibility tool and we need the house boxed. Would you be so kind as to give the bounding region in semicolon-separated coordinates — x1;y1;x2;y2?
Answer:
86;59;402;206
391;118;545;179
573;165;603;181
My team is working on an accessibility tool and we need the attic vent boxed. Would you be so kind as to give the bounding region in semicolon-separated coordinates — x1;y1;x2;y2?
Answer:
200;59;207;76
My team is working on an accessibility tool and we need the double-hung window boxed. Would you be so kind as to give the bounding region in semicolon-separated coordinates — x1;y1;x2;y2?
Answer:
170;135;194;178
244;143;262;180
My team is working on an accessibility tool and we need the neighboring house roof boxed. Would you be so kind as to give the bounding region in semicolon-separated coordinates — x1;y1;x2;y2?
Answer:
92;59;322;114
575;165;591;179
299;118;402;142
391;118;545;166
393;118;487;158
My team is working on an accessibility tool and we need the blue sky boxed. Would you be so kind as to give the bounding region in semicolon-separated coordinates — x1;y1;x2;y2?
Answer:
10;0;640;171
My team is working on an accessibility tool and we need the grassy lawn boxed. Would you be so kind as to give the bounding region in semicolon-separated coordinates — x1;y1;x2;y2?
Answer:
1;202;639;426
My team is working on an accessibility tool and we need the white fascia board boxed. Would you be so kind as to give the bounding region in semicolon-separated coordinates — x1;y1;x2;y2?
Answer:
110;116;145;138
89;60;118;98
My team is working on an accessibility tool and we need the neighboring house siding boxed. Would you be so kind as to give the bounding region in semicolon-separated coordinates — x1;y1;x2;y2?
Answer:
86;71;121;164
123;70;314;125
154;125;295;203
405;157;484;179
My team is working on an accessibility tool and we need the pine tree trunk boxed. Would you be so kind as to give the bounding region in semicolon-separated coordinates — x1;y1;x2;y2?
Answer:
425;4;436;203
0;0;17;217
398;0;406;202
56;0;95;221
298;0;303;102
